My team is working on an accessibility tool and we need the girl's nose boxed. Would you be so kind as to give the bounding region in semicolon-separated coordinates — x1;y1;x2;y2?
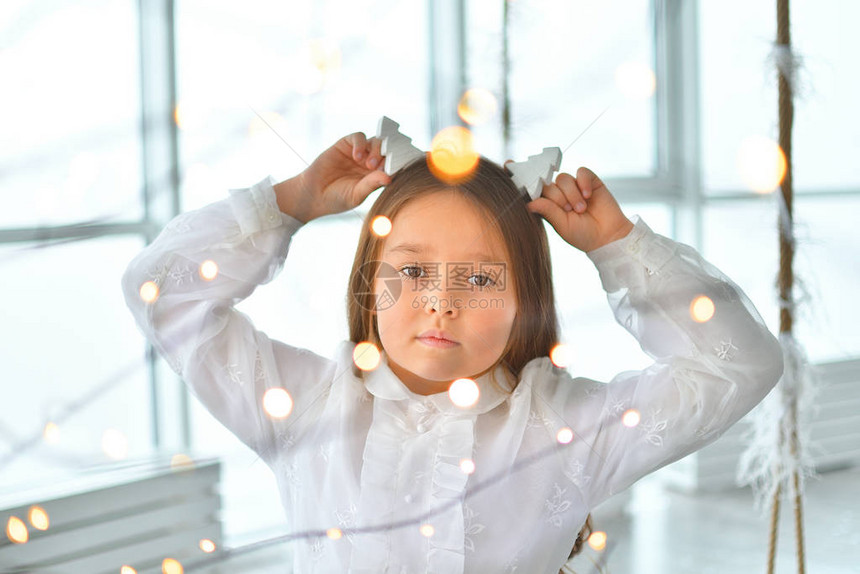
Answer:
425;294;459;317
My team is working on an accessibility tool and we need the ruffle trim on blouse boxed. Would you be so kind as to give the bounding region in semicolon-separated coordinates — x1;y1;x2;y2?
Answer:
349;400;480;573
362;349;510;415
349;398;404;570
426;416;475;573
345;344;492;573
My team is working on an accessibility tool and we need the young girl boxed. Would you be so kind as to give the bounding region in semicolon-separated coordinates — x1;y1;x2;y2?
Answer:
122;130;783;573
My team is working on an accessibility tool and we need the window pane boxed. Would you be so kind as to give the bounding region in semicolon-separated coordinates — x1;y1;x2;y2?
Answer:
0;237;153;490
702;199;781;337
0;1;142;227
236;217;360;353
467;0;656;176
791;195;860;361
176;0;430;211
699;0;860;193
704;195;860;363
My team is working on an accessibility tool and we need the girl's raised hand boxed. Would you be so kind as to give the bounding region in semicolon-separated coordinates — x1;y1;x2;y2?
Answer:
275;133;391;223
525;167;634;253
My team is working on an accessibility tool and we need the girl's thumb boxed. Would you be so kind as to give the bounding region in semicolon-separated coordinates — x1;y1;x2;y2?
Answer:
527;198;556;226
356;171;391;201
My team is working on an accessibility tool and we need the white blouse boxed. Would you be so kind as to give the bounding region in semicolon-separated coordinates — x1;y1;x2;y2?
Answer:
122;176;783;573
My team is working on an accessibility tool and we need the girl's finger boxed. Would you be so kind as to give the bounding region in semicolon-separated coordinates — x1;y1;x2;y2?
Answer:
354;169;391;203
575;166;605;199
543;182;574;213
555;173;587;213
527;197;567;231
366;137;384;170
346;132;369;162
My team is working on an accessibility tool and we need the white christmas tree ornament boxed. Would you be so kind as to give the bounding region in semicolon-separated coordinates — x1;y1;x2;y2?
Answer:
376;116;425;176
506;147;563;201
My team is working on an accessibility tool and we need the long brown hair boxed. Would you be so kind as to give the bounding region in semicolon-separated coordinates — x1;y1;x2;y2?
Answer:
345;155;593;561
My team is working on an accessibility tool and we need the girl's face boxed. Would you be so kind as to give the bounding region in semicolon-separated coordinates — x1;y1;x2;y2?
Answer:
373;190;518;396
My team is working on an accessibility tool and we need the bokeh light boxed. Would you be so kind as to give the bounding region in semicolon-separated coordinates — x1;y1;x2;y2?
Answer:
199;260;218;281
371;215;392;237
28;506;49;531
459;458;476;474
43;421;60;444
549;343;572;368
120;566;137;574
457;88;498;125
327;528;343;540
615;61;656;99
102;429;129;460
139;281;159;303
173;103;185;130
172;101;210;132
353;341;381;371
428;126;480;183
737;135;787;193
262;388;294;419
622;409;641;428
199;538;216;553
690;295;716;323
448;378;480;408
419;524;435;538
6;516;28;544
556;427;574;444
171;454;194;471
162;558;183;574
588;530;608;551
308;37;342;77
292;38;341;96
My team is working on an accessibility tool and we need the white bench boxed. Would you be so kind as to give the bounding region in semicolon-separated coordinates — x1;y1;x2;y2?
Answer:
0;458;222;573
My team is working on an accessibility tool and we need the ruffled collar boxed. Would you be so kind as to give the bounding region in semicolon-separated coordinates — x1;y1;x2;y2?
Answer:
362;348;514;415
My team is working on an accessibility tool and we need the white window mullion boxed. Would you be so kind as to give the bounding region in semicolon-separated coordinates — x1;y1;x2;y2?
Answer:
138;0;190;451
658;0;703;249
427;0;467;135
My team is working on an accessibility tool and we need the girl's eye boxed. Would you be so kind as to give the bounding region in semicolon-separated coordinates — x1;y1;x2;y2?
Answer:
399;265;425;279
470;273;496;289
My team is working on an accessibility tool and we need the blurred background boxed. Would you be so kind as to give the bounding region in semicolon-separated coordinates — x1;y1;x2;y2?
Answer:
1;0;858;572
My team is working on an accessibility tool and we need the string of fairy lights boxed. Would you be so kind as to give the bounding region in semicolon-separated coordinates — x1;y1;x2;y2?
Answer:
2;190;726;572
1;33;791;574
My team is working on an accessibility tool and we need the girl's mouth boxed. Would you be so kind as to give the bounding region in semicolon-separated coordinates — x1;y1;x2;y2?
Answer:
417;336;460;349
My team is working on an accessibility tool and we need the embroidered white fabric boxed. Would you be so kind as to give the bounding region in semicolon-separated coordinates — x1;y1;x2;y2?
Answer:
122;176;784;573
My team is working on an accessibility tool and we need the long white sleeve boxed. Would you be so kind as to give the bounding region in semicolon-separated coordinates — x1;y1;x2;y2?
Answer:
121;177;337;462
535;216;784;509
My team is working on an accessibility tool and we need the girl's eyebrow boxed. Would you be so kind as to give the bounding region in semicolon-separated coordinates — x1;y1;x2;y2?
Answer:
386;242;497;262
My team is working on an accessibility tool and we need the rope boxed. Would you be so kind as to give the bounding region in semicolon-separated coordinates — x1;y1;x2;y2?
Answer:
767;481;781;574
792;454;806;571
770;0;807;573
776;0;794;337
